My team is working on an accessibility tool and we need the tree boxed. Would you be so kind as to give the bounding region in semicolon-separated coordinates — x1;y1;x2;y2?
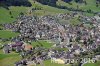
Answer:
9;11;12;15
97;0;100;2
74;0;84;3
63;0;73;3
19;12;24;15
0;0;32;7
36;0;57;7
87;9;92;13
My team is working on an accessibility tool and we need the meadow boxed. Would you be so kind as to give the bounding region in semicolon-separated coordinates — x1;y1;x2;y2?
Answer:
0;0;100;23
0;30;19;39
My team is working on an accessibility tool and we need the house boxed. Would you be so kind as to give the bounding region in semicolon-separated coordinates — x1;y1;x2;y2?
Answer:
3;44;10;54
22;44;33;51
95;55;100;60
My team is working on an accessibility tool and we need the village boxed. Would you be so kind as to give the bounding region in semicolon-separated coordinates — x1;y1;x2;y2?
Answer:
0;12;100;66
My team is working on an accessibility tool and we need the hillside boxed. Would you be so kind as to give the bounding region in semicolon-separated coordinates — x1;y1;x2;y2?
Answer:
0;1;100;66
0;0;100;23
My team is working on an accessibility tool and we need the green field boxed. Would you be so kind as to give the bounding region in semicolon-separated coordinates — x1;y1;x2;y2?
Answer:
0;6;27;24
0;52;21;66
31;40;53;48
0;30;19;39
0;49;21;66
83;61;100;66
57;0;100;12
39;60;71;66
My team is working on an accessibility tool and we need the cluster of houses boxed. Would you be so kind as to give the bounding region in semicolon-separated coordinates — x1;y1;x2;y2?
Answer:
1;13;100;66
3;41;33;54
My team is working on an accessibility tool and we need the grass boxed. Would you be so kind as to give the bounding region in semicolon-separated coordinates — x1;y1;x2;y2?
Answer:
31;40;53;48
0;45;20;66
0;7;15;23
0;53;19;60
0;30;19;39
57;0;100;12
0;47;20;66
80;0;100;12
29;0;70;16
83;12;94;16
0;6;28;24
83;24;93;28
0;41;11;45
53;47;68;51
0;52;21;66
9;6;27;18
0;7;26;24
83;61;100;66
57;0;100;17
0;44;20;66
38;60;71;66
70;17;81;25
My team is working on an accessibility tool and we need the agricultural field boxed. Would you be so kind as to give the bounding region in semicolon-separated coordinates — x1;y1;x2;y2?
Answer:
31;40;53;48
0;53;21;66
0;30;19;39
83;61;100;66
